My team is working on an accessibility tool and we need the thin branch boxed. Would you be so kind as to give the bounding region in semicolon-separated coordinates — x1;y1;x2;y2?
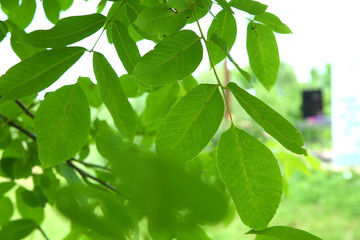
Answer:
0;114;37;140
14;100;35;119
69;158;111;172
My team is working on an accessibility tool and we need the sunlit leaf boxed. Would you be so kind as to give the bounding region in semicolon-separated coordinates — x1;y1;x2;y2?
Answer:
255;12;292;34
93;52;136;141
0;47;85;100
247;226;322;240
26;13;106;48
9;0;36;29
112;21;141;74
156;84;224;162
227;82;307;155
43;0;60;24
247;22;279;90
133;30;202;85
35;84;91;168
230;0;267;15
216;125;282;229
0;219;37;240
0;197;13;225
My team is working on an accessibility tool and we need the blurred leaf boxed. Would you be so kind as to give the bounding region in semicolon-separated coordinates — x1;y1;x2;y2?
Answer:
1;157;33;179
156;84;224;162
227;82;307;155
0;123;11;149
119;74;143;98
180;75;198;93
255;12;292;34
26;13;106;48
134;6;190;35
246;22;279;90
0;0;19;12
248;226;322;240
93;52;137;141
0;182;16;196
0;21;8;42
276;152;310;179
0;47;85;100
9;0;36;29
35;84;91;168
216;125;282;230
230;0;267;15
305;155;322;171
59;0;74;11
43;0;60;24
16;187;44;224
133;30;202;85
97;0;107;13
142;84;179;133
112;21;141;74
0;197;14;225
77;77;102;108
207;10;237;66
0;219;37;240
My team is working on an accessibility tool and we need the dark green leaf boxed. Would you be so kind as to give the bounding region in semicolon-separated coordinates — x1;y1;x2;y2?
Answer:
142;84;180;132
35;84;91;168
0;182;16;196
0;197;13;225
227;82;307;155
255;12;292;34
133;30;202;85
93;52;136;141
0;21;8;42
0;47;85;100
216;125;282;229
230;0;267;15
247;226;322;240
16;187;44;225
1;157;33;179
247;22;279;90
0;123;11;149
77;77;102;108
112;21;141;74
0;219;37;240
207;10;237;66
134;6;191;35
156;84;224;162
43;0;60;24
0;0;19;12
26;14;106;48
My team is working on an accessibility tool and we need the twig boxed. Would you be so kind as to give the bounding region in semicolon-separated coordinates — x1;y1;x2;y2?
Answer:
69;158;111;172
14;100;35;119
0;114;37;140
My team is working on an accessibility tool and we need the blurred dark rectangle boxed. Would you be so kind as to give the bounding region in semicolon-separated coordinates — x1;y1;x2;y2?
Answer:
302;90;323;118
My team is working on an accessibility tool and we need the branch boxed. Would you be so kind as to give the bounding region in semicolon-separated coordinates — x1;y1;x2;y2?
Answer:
69;158;111;172
0;114;37;140
14;100;35;119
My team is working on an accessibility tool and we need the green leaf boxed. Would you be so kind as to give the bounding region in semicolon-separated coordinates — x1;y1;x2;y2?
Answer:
119;74;143;98
207;10;237;66
142;84;180;132
59;0;74;11
43;0;60;24
216;125;282;229
276;152;310;179
15;187;44;224
247;22;279;90
0;21;8;42
0;197;13;225
93;52;136;141
255;12;292;34
112;21;141;74
247;226;322;240
230;0;267;15
26;14;106;48
35;84;91;168
133;30;202;85
0;182;16;196
77;77;102;108
0;219;37;240
134;6;191;35
156;84;224;162
10;0;36;29
227;82;307;155
0;47;85;100
0;0;19;12
214;0;233;14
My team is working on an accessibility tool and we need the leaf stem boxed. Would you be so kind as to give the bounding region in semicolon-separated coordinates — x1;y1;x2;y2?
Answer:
69;158;111;172
191;7;234;124
0;114;37;140
37;226;50;240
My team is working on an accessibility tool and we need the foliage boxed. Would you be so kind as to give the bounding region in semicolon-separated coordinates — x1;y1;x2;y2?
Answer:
0;0;322;239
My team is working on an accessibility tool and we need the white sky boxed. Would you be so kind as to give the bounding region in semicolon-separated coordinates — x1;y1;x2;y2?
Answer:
1;0;359;86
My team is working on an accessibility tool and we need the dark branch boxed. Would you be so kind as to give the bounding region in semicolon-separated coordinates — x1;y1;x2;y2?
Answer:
0;114;37;140
69;158;111;171
15;100;35;119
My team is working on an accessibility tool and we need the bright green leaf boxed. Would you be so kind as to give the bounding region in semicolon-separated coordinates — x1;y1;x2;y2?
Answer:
207;10;237;66
10;0;36;29
133;30;202;85
156;84;224;162
0;21;8;42
77;77;102;108
93;52;136;141
35;84;91;168
214;0;233;14
59;0;74;11
0;47;85;100
112;21;141;74
216;125;282;229
247;22;279;90
0;182;16;196
276;152;310;179
255;12;292;34
119;74;143;98
0;219;37;240
230;0;267;15
188;0;212;23
227;82;307;155
180;75;198;93
134;6;190;35
0;197;13;225
26;14;106;48
43;0;60;24
142;84;180;132
247;226;322;240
